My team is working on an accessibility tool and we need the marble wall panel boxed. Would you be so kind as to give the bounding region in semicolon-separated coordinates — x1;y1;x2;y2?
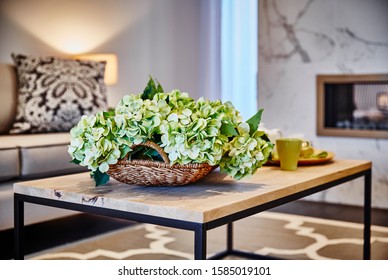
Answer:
258;0;388;209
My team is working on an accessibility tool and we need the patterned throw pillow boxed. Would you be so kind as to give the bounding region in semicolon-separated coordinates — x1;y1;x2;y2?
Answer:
10;53;108;134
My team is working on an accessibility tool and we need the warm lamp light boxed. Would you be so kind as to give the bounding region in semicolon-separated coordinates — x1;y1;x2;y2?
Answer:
74;53;118;85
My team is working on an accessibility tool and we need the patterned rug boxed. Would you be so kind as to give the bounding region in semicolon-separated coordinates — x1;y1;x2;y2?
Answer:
28;212;388;260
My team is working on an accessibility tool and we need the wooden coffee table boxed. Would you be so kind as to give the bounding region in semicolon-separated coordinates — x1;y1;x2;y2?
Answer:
14;159;372;260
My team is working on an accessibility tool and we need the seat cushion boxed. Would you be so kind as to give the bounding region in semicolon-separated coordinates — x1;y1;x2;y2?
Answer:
1;132;72;147
0;133;87;179
0;147;19;181
20;144;87;178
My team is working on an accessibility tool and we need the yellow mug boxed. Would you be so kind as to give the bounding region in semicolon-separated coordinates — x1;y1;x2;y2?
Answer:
276;138;302;171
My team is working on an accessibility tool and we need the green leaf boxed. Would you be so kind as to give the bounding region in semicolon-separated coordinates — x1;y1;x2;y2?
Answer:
143;148;163;161
120;145;131;159
141;76;156;100
92;169;110;187
246;109;263;136
156;80;164;93
70;159;81;165
220;123;238;137
103;108;115;118
141;76;164;100
128;146;142;159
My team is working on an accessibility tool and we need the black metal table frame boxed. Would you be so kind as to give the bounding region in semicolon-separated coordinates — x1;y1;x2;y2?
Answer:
14;169;372;260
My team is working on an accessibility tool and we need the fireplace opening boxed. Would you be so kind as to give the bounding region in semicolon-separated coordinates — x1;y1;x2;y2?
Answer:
317;74;388;138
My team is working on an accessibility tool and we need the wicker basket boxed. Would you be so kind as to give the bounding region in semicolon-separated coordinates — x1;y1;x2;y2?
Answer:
107;141;216;186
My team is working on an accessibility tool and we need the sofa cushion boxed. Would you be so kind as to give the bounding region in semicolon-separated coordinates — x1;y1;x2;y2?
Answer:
10;53;108;134
20;144;87;178
1;132;72;147
0;147;19;181
0;64;18;134
0;133;87;179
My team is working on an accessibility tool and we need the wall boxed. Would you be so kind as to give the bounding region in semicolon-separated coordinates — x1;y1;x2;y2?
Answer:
0;0;203;107
258;0;388;209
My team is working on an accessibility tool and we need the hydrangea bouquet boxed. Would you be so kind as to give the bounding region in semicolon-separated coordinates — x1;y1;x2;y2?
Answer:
68;78;274;186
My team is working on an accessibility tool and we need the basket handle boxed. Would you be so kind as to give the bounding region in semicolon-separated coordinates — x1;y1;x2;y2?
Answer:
129;140;170;164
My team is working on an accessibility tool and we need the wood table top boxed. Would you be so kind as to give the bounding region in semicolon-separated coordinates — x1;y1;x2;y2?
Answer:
14;159;371;223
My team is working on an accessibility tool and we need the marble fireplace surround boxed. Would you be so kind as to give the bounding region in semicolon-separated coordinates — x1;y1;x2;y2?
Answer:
258;0;388;209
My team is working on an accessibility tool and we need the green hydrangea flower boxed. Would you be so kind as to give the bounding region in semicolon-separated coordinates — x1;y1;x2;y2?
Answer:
68;112;121;174
219;127;274;180
68;78;273;186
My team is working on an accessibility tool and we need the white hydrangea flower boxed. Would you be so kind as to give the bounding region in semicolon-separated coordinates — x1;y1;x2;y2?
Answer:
68;86;274;184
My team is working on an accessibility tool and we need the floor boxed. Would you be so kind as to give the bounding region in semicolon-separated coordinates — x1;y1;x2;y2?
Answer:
1;200;387;260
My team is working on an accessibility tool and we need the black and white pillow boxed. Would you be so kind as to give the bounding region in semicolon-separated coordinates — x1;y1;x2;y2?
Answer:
10;53;108;134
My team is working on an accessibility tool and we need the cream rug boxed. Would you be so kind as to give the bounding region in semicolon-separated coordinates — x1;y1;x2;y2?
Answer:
28;212;388;260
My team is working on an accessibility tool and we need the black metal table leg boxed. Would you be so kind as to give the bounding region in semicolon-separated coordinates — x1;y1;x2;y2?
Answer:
14;195;25;260
363;169;372;260
227;223;233;252
194;224;207;260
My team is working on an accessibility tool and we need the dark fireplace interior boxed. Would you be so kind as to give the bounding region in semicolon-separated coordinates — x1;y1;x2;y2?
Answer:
324;83;388;130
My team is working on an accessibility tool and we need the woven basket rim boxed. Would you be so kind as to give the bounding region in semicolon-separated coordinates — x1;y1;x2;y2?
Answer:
107;140;217;186
115;158;215;170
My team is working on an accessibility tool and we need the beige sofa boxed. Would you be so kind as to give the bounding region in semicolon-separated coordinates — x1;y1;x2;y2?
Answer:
0;63;86;231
